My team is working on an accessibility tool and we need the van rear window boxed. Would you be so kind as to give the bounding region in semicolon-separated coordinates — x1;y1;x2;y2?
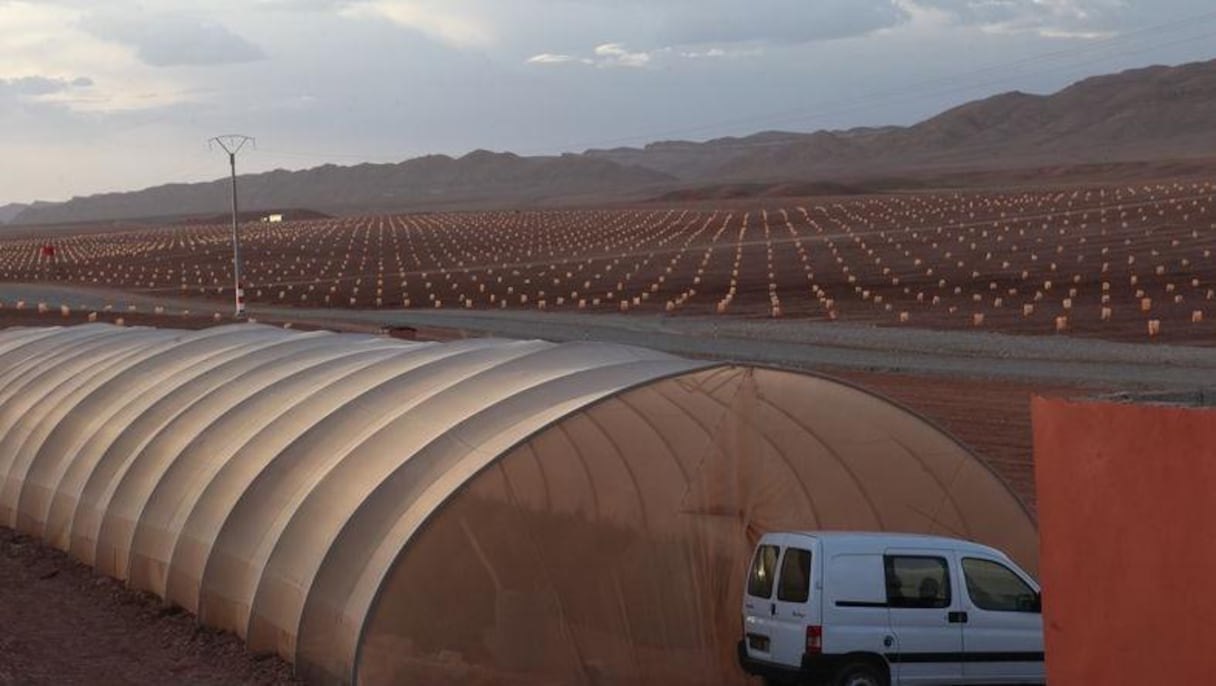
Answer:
777;548;812;603
747;545;780;598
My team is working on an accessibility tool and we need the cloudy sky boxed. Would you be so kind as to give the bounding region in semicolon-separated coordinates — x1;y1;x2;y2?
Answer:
2;0;1214;205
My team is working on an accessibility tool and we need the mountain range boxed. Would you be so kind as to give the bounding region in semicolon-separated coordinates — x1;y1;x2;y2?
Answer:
10;58;1216;226
585;59;1216;179
0;204;31;225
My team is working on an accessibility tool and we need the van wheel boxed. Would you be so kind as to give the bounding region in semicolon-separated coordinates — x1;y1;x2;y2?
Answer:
832;661;888;686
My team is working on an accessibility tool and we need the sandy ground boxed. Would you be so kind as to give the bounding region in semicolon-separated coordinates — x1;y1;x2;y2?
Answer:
0;526;300;686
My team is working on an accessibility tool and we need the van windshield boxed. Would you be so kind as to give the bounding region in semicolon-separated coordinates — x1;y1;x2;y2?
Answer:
747;545;780;598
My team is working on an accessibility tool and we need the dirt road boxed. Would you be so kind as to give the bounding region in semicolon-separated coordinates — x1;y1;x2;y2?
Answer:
1;283;1214;389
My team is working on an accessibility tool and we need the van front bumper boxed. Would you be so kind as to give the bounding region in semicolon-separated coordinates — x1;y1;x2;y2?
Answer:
736;640;837;684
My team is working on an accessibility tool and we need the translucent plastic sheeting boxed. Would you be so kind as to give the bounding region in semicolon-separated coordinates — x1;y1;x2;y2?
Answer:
0;325;712;679
355;367;1038;686
11;325;266;536
0;324;1036;686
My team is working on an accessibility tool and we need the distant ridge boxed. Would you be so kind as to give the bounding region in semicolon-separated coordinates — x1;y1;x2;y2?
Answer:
13;58;1216;225
12;152;675;226
0;203;30;225
587;59;1216;180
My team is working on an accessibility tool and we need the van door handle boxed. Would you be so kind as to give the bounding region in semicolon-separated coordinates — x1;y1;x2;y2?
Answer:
948;611;968;624
771;603;776;617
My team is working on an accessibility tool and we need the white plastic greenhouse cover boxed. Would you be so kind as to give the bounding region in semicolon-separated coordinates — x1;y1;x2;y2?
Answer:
0;324;1037;685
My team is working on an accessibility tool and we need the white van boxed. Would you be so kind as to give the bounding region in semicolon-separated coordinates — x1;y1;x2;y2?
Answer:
739;532;1044;686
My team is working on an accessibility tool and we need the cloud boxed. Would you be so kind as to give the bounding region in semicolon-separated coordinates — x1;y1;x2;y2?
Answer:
334;1;495;48
81;12;266;67
257;0;495;47
262;0;906;50
0;75;93;98
526;43;655;69
680;47;764;59
0;75;103;114
525;43;653;69
593;43;652;68
526;53;593;65
1034;28;1118;40
682;48;728;59
527;42;764;69
520;0;905;71
254;0;345;8
909;0;1128;38
0;2;193;111
640;0;908;46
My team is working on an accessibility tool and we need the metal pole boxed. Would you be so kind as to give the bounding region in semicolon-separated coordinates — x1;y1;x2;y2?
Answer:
228;151;245;318
209;134;254;319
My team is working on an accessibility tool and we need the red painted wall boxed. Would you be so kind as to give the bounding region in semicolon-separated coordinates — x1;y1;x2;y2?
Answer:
1032;397;1216;685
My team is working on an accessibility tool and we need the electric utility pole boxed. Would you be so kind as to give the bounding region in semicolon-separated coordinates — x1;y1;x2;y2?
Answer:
209;134;255;318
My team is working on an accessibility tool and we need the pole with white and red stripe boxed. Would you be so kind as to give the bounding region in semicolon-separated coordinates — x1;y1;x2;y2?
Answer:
229;151;245;318
210;134;254;319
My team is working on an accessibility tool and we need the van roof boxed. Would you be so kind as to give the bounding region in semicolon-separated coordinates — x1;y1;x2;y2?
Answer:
770;531;1008;557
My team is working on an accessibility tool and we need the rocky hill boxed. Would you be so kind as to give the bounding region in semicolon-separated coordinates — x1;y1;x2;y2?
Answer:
0;203;30;225
13;58;1216;225
589;59;1216;181
13;152;674;225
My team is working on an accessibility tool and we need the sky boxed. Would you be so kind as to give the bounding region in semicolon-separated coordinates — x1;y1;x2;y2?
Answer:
2;0;1214;205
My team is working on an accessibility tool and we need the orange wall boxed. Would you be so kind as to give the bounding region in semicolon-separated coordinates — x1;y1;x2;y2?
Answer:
1032;397;1216;685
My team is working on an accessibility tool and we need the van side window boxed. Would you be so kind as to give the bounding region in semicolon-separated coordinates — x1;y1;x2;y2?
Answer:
962;558;1039;612
777;548;812;603
747;545;780;599
884;556;951;609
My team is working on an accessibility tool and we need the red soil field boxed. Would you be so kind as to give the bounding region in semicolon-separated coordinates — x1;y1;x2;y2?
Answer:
0;525;300;685
829;370;1097;515
3;180;1214;344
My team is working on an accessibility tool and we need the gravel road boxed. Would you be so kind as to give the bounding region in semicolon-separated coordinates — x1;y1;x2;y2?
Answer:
3;283;1214;389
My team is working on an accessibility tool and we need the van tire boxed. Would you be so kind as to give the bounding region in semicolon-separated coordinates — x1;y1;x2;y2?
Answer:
831;661;888;686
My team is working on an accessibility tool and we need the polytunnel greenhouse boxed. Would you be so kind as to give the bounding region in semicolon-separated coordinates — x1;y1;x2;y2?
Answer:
0;323;1038;685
